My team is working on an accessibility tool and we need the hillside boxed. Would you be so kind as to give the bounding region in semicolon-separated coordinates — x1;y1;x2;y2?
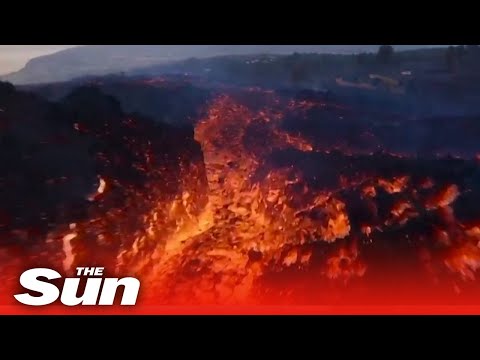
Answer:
21;45;480;118
1;45;448;85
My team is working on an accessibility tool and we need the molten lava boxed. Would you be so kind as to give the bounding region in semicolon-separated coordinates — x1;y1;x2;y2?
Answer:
3;87;480;307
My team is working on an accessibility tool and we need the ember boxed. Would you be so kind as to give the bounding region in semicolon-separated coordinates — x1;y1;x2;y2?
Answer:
2;81;480;307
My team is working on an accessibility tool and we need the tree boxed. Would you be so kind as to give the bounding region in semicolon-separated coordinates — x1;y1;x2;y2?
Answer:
376;45;394;64
446;46;458;73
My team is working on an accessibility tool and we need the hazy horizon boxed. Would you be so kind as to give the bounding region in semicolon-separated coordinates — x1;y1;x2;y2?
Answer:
0;45;449;76
0;45;78;75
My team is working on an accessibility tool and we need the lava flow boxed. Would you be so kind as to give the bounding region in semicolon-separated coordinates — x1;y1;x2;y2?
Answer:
3;86;480;307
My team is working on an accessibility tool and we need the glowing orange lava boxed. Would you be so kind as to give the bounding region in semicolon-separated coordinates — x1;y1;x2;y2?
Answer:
2;88;480;308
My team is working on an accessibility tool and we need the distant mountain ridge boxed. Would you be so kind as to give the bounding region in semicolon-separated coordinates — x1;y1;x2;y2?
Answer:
1;45;448;85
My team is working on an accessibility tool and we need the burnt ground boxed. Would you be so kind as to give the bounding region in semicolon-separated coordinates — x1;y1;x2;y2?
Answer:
2;77;480;304
0;82;207;258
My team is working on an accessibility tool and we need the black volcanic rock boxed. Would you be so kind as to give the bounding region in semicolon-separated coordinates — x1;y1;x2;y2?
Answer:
23;77;213;126
0;82;96;246
0;82;207;258
99;80;212;126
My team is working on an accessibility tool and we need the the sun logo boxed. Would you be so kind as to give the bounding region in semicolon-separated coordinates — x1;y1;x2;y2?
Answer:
14;267;140;306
